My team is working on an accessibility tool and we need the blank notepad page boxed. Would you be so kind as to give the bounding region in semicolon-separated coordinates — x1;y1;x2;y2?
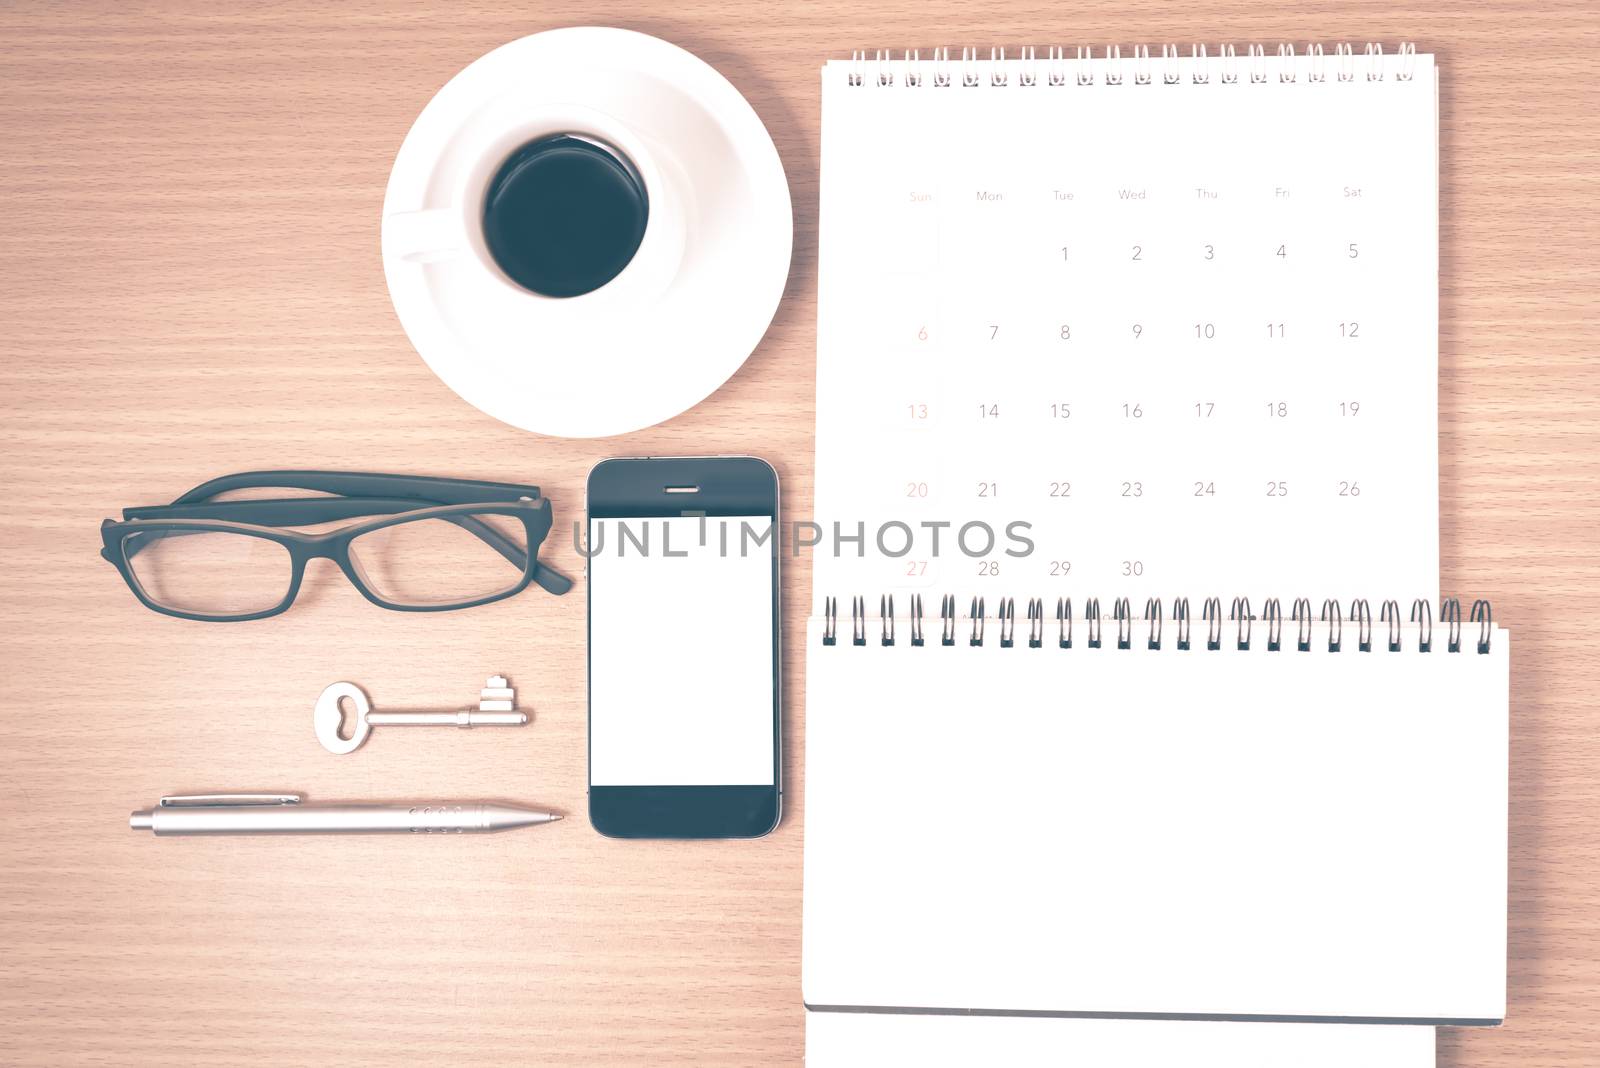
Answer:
802;618;1508;1022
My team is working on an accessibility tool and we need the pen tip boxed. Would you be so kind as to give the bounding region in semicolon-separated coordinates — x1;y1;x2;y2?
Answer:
550;814;563;821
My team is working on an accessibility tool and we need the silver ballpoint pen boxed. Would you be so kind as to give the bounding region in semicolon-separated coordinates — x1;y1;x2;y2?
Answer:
129;794;563;836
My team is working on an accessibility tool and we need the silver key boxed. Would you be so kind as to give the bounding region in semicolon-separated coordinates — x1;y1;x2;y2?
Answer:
314;676;527;755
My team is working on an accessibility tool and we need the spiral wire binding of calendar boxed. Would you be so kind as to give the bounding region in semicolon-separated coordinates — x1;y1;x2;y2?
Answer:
821;596;1493;654
845;42;1417;88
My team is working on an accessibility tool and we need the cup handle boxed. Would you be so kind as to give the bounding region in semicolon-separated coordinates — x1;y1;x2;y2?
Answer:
383;208;465;264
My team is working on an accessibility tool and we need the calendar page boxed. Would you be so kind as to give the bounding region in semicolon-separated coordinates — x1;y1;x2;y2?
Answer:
814;48;1440;611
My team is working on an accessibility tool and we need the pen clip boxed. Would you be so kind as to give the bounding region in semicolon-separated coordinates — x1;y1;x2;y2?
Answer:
159;794;302;807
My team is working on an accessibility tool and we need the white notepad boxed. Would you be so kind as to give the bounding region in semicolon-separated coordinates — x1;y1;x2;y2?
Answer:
802;616;1508;1023
805;44;1507;1029
806;1011;1436;1067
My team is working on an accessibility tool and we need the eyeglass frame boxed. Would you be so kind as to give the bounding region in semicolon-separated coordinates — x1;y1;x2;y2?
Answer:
99;470;573;622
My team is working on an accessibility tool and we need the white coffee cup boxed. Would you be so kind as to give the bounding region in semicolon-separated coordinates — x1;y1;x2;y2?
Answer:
381;98;688;315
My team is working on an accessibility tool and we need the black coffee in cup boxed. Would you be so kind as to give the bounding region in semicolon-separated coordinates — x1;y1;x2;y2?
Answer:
482;135;649;298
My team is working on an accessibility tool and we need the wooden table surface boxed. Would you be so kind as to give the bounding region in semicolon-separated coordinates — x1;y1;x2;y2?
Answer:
1;3;1595;1064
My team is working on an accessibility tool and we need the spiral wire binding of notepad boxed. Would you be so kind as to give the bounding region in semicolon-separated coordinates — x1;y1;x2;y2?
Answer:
845;42;1418;87
821;595;1492;654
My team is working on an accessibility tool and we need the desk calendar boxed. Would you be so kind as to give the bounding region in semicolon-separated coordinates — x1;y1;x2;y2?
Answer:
814;46;1440;608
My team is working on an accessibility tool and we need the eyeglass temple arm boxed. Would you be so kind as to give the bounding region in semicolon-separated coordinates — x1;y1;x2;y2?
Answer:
126;497;427;525
171;470;545;507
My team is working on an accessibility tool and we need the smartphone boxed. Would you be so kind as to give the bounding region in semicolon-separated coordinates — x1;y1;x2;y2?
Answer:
586;456;781;838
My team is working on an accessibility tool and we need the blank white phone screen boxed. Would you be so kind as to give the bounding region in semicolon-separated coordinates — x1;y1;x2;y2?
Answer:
589;516;776;786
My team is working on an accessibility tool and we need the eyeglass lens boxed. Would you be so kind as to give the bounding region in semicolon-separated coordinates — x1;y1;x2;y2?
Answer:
346;511;530;607
123;529;293;616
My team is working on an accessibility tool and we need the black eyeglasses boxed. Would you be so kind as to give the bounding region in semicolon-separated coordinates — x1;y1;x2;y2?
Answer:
100;470;573;622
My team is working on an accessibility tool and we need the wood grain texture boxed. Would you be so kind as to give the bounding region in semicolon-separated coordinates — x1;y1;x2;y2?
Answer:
0;2;1595;1064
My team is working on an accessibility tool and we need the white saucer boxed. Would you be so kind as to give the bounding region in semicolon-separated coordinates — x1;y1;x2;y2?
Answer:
382;28;793;438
